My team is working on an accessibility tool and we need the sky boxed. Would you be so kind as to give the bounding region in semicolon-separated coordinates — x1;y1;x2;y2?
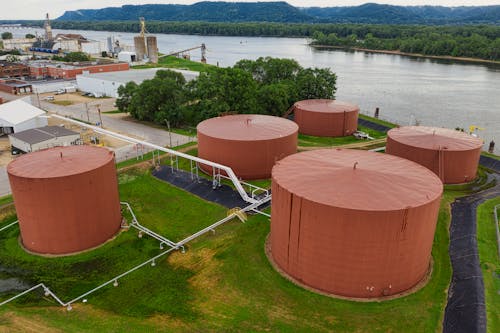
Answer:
1;0;500;20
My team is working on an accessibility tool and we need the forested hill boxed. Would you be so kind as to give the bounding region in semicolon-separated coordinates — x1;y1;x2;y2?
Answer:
57;2;500;24
57;2;310;23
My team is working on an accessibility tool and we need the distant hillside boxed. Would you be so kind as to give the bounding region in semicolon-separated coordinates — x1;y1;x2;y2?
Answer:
57;1;500;24
58;2;311;23
302;3;500;24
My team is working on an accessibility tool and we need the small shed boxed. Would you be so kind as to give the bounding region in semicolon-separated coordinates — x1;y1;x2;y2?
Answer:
0;99;48;135
9;126;81;153
118;51;137;63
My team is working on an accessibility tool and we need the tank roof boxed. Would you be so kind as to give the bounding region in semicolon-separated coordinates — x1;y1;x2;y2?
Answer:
8;145;114;179
388;126;483;151
294;99;359;113
272;149;442;211
197;114;298;141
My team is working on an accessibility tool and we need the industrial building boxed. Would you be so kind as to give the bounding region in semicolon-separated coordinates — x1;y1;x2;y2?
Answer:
133;18;159;63
386;126;483;184
293;99;359;137
1;38;36;51
7;145;122;255
270;149;443;298
0;99;47;135
0;61;30;78
29;60;129;80
76;68;199;98
197;114;298;180
0;79;32;95
9;126;81;153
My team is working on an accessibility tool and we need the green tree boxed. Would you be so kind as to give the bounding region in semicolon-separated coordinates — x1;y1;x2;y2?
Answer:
296;68;337;100
187;67;258;119
25;33;35;39
64;52;91;62
116;81;138;112
256;83;291;116
128;70;188;127
1;32;13;40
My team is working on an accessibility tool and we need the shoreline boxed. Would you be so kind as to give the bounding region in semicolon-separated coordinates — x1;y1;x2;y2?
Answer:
311;44;500;65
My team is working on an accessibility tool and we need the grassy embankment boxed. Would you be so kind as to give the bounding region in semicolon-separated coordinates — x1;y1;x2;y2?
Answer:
0;163;454;332
477;198;500;333
132;55;213;72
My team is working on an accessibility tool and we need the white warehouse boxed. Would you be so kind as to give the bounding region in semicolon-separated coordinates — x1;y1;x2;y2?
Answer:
0;99;48;135
76;68;199;98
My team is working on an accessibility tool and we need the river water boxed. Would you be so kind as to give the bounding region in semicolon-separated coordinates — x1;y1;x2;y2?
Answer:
12;28;500;152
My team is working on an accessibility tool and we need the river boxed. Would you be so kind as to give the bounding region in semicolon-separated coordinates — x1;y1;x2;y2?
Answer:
12;28;500;152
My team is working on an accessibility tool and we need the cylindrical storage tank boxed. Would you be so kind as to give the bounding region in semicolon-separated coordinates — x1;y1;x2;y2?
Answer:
7;146;122;255
270;149;443;299
293;99;359;137
146;36;158;64
386;126;483;184
197;114;298;180
134;36;146;61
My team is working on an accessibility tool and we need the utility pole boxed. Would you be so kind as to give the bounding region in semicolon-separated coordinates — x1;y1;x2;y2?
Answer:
97;105;103;127
166;120;172;148
85;102;90;123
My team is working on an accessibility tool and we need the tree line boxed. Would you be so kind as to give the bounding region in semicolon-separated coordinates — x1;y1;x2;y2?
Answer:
312;30;500;61
116;57;337;128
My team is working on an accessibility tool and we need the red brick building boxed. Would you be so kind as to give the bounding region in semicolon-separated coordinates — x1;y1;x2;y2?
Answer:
29;61;129;80
0;62;31;78
0;79;33;95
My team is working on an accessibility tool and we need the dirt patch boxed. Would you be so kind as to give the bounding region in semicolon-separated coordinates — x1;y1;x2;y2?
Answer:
47;118;128;149
0;138;14;167
0;312;62;333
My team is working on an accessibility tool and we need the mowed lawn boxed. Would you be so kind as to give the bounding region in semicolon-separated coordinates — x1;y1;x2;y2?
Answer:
0;167;455;332
477;197;500;333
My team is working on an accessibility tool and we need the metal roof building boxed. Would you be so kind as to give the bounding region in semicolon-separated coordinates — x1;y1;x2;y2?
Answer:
9;126;81;153
76;68;199;98
0;99;48;135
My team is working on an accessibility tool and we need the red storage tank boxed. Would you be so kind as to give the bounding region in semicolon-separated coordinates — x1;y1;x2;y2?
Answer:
293;99;359;137
197;114;298;180
270;149;443;299
386;126;483;184
7;146;122;255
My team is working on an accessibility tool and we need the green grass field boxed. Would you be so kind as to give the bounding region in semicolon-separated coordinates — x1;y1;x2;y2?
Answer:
298;126;385;147
132;56;212;72
0;165;458;332
477;198;500;333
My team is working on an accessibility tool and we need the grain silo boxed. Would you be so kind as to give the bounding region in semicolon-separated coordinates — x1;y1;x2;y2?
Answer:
134;36;146;61
146;36;158;64
197;114;298;180
386;126;483;184
7;146;122;255
270;149;442;299
293;99;359;137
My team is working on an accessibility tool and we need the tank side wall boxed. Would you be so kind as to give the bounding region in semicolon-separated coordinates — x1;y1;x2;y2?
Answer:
295;108;358;137
9;158;122;255
270;186;442;298
387;136;481;184
442;147;482;184
197;130;297;180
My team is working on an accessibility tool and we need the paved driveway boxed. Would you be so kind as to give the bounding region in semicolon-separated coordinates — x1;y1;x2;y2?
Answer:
0;167;10;197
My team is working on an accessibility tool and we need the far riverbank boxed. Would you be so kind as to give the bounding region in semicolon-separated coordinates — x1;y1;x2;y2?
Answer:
311;44;500;66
